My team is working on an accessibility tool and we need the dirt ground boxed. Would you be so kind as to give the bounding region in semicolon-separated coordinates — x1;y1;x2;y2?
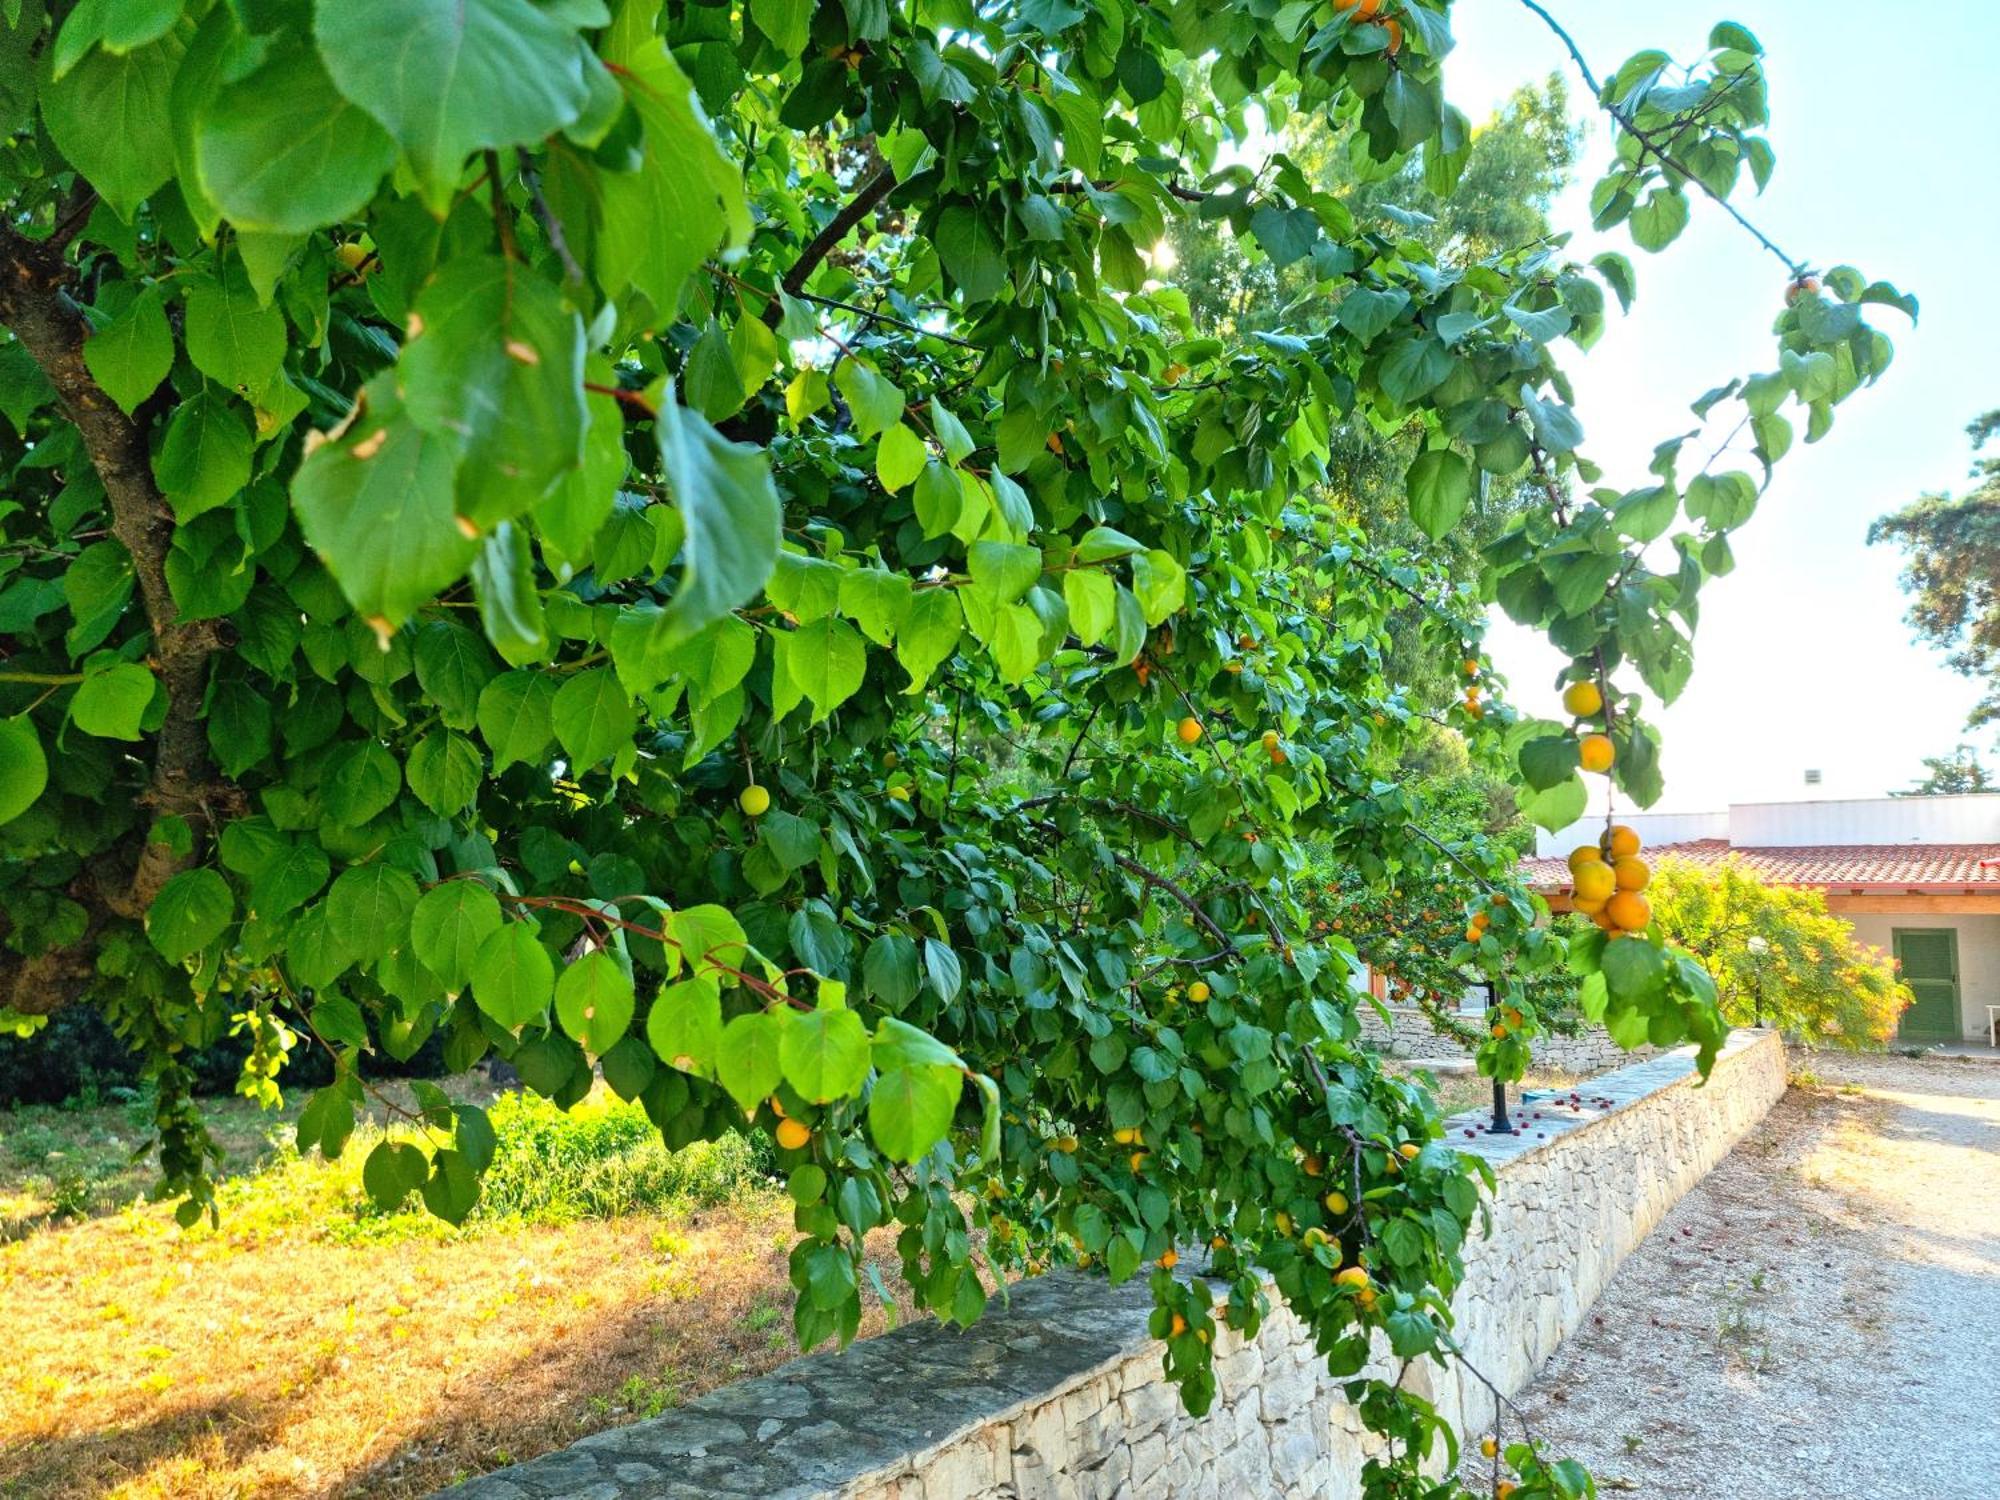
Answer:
0;1093;921;1500
1484;1051;2000;1498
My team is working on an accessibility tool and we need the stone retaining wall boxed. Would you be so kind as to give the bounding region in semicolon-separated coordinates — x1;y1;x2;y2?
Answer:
1355;1002;1658;1074
444;1031;1788;1500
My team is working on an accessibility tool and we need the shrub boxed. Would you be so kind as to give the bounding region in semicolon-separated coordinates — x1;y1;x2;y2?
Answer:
474;1091;774;1225
1646;859;1911;1048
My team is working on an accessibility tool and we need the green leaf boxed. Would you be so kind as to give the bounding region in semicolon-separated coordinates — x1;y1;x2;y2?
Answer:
70;661;154;740
596;3;749;315
476;669;561;771
832;360;904;439
551;666;636;771
670;903;748;977
184;265;286;390
555;948;637;1056
0;716;48;826
1129;550;1185;625
968;541;1042;606
296;1085;356;1160
411;881;503;992
655;390;782;644
876;423;928;492
153;391;252;522
868;1065;962;1163
362;1140;430;1211
470;921;554;1028
194;37;399;234
1520;773;1587;833
934;204;1007;303
42;29;181;221
421;1147;480;1225
401;254;587;527
326;863;420;964
316;0;594;208
247;841;330;921
717;1010;785;1109
413;621;498;729
862;933;921;1010
1602;935;1668;1003
407;730;484;817
321;740;401;826
1336;286;1410;343
895;588;963;692
1630;188;1690;253
51;0;182;80
750;0;811;53
779;615;867;722
1405;449;1473;540
292;374;476;631
147;867;234;963
1064;569;1116;645
646;974;722;1074
83;291;172;415
779;1003;870;1103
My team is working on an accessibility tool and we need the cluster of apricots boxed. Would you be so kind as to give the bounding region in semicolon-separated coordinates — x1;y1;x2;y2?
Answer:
1561;676;1617;774
1567;823;1652;935
1460;656;1485;720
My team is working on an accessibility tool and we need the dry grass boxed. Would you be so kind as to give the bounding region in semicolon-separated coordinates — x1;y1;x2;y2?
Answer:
1391;1063;1591;1120
0;1086;923;1499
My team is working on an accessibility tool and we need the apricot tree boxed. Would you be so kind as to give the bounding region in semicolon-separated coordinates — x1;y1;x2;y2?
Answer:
0;2;1911;1493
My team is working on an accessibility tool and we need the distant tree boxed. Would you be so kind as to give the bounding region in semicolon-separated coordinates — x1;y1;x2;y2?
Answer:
1646;860;1911;1048
1870;411;2000;725
1893;744;1997;796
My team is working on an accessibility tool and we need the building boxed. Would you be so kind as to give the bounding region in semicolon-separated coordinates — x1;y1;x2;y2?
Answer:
1523;794;2000;1047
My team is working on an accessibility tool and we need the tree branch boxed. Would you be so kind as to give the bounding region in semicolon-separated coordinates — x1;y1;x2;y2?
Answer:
1514;0;1806;276
783;167;898;297
0;224;224;1009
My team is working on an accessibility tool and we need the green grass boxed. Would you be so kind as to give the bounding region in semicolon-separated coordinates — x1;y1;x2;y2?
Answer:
3;1082;777;1245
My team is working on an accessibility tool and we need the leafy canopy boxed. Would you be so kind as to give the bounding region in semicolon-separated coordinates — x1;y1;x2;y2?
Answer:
0;2;1911;1493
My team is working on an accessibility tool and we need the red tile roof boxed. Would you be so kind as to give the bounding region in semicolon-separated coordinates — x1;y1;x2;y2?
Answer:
1523;839;2000;894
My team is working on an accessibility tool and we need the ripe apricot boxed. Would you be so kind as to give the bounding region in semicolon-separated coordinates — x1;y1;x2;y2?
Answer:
1188;980;1212;1003
1129;1151;1149;1173
1480;1436;1498;1459
775;1118;811;1150
1335;1266;1370;1290
1112;1126;1141;1145
1578;733;1615;774
1170;1313;1188;1336
1323;1191;1349;1215
1176;716;1203;745
1572;861;1616;904
1613;855;1650;892
1158;1248;1178;1270
1606;891;1652;931
1398;1142;1420;1160
1566;844;1604;875
1562;680;1604;718
1604;823;1641;858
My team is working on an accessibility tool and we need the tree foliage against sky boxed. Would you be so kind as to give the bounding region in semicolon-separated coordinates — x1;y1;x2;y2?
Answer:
0;2;1913;1492
1871;409;2000;728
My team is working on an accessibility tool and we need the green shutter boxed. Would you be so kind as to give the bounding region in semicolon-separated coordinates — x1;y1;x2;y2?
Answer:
1893;929;1960;1041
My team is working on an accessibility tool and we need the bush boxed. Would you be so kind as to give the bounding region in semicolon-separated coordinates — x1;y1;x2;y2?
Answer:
472;1091;775;1226
1647;859;1911;1048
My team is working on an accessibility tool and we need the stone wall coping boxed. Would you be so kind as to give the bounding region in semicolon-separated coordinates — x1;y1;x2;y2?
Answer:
1447;1029;1772;1169
439;1030;1785;1499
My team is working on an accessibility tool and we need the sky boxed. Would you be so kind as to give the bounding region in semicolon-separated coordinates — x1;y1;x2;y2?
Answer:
1432;0;2000;811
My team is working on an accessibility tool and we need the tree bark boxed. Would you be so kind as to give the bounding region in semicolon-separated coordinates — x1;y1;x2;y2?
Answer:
0;225;224;1012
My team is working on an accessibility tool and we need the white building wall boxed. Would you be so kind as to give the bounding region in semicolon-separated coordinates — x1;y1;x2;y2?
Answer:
1841;912;2000;1043
1731;794;2000;847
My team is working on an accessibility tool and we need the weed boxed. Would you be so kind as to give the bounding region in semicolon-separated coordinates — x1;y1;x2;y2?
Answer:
1622;1434;1644;1455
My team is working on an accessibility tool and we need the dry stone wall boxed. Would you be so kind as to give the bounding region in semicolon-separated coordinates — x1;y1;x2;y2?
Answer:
442;1031;1787;1500
1354;1001;1659;1074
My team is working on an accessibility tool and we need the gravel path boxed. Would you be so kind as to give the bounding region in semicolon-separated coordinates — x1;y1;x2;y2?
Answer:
1484;1051;2000;1499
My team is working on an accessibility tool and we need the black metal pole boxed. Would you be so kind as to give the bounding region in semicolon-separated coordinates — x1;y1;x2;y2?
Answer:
1489;1077;1515;1135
